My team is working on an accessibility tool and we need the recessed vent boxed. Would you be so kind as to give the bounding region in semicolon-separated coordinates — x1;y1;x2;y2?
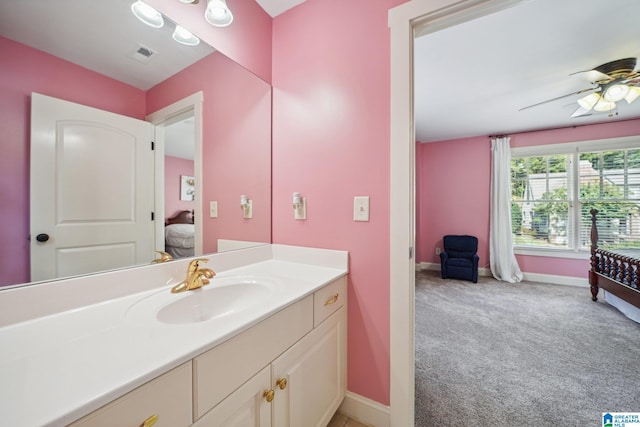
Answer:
127;44;158;64
137;46;154;58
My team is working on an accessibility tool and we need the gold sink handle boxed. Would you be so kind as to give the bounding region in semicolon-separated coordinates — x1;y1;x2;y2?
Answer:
171;258;216;293
151;251;173;264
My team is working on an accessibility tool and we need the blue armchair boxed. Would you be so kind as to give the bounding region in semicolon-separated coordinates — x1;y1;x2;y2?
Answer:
440;235;479;283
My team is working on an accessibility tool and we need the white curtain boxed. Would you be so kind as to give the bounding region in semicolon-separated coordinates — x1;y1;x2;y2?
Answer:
490;137;523;282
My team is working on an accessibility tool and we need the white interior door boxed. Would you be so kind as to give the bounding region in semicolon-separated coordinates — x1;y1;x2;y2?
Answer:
30;93;155;282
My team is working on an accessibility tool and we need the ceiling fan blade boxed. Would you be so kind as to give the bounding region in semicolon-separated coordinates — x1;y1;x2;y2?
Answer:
569;69;611;82
622;72;640;84
571;106;592;118
519;87;599;111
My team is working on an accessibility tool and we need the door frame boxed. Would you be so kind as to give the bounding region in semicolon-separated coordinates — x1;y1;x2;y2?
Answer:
146;92;204;256
388;1;527;425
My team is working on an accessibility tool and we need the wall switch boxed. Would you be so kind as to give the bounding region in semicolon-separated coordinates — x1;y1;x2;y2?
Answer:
294;197;306;220
435;247;441;255
209;201;218;218
354;196;370;222
242;200;253;219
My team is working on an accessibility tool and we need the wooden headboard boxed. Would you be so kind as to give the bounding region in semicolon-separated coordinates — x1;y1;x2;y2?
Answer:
165;210;194;226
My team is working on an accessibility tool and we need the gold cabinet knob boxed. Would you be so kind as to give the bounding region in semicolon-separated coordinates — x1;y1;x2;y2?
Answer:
276;378;287;390
141;414;159;427
324;293;339;306
263;389;275;402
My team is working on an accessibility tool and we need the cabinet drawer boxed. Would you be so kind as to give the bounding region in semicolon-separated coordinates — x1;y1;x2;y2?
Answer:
193;295;314;419
68;362;192;427
314;276;347;327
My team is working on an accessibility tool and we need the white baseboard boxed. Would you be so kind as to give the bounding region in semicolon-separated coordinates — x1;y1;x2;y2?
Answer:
338;391;390;427
415;262;589;287
416;262;491;277
520;271;589;287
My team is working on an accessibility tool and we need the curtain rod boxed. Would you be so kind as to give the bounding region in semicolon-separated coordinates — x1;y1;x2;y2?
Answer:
488;117;640;139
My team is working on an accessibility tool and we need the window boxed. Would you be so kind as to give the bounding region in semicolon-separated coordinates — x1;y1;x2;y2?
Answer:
511;137;640;253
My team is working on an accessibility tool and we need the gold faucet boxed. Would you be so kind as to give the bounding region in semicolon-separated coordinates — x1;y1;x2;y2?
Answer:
151;250;173;264
171;258;216;293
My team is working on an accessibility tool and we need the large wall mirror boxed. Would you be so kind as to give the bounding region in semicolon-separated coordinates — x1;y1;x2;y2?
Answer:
0;0;271;289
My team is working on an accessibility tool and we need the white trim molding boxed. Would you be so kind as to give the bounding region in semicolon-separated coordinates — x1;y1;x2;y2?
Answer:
389;1;530;425
339;391;390;427
416;262;588;287
416;262;491;277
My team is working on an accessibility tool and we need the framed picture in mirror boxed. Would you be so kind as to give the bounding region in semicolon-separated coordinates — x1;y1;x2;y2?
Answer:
180;175;195;201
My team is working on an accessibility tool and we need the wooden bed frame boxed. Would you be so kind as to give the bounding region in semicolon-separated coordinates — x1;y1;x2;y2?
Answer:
589;209;640;308
165;210;194;226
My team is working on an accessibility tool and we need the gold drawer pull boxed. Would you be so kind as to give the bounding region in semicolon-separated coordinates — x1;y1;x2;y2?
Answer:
324;293;339;306
141;414;159;427
264;389;275;402
276;378;287;390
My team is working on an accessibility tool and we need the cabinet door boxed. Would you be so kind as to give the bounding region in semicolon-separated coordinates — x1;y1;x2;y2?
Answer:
271;307;347;427
193;366;272;427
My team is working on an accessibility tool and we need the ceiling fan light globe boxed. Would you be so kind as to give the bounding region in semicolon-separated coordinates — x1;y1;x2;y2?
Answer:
131;1;164;28
577;92;600;110
624;86;640;104
603;84;630;102
593;99;616;112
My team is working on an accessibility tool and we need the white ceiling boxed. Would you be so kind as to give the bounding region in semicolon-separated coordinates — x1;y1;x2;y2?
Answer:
0;0;216;91
255;0;307;17
415;0;640;142
2;0;638;146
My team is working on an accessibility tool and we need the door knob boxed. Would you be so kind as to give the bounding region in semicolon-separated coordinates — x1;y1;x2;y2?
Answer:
36;233;50;242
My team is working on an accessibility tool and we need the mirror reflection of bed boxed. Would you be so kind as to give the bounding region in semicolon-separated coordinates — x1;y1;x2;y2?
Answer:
165;210;195;259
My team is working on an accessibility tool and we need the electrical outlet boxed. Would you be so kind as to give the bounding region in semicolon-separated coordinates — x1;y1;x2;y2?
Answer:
210;201;218;218
435;247;441;255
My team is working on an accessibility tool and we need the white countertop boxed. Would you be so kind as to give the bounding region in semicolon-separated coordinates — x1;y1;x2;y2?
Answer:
0;250;347;427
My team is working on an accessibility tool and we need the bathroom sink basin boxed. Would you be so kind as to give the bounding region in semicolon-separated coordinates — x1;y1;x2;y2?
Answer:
128;275;283;325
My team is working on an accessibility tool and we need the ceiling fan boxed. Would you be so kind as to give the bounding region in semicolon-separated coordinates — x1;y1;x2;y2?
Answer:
520;57;640;117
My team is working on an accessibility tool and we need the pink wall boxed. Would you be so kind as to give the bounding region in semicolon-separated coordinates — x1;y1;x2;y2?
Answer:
146;0;272;83
416;136;492;269
165;156;195;219
272;0;406;406
0;36;146;287
147;52;271;252
416;118;640;279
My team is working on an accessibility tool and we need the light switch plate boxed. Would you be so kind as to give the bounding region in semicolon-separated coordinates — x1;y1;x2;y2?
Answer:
209;201;218;218
354;196;370;222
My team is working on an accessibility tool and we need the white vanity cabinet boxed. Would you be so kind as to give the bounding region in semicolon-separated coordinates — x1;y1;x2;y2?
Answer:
194;276;347;427
67;362;192;427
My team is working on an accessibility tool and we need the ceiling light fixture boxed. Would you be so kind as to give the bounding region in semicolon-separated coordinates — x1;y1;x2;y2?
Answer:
131;1;164;28
577;92;601;110
205;0;233;27
603;83;630;102
625;86;640;104
172;25;200;46
577;81;639;114
593;98;617;112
